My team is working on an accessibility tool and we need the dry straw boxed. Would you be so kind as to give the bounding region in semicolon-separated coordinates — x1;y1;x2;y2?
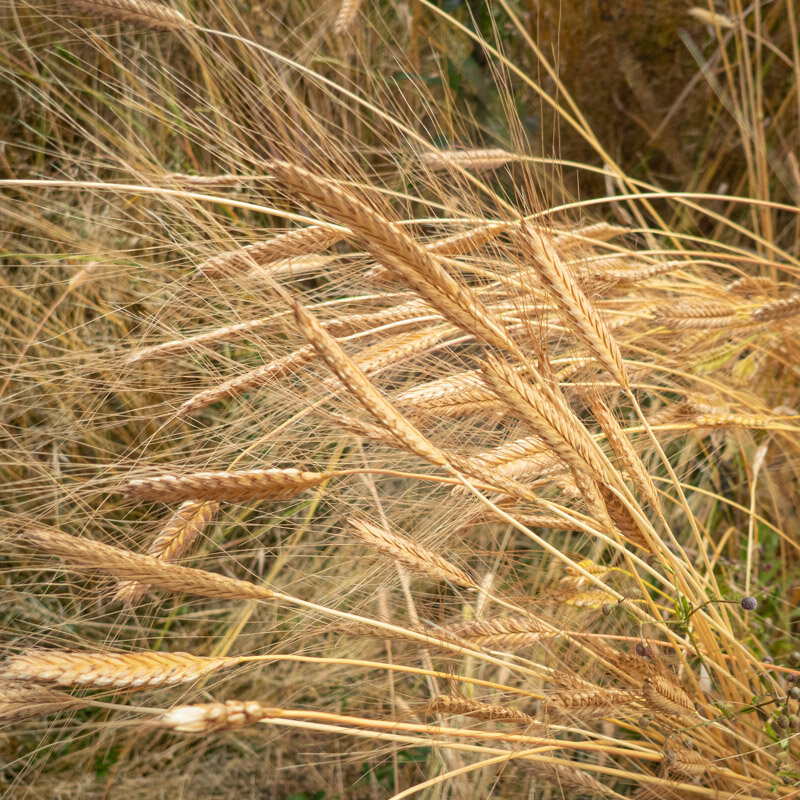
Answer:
1;649;233;689
124;468;333;503
61;0;194;31
349;517;477;588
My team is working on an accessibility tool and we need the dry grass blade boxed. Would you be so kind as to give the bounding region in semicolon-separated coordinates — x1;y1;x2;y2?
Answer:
157;700;278;732
543;688;637;721
114;500;219;605
61;0;194;31
349;517;477;588
516;222;630;388
1;650;233;689
424;695;538;726
197;227;344;279
0;681;87;725
124;469;333;503
15;527;276;601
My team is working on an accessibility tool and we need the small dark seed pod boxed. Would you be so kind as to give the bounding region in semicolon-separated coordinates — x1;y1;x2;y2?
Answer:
740;596;758;611
775;715;789;729
789;651;800;667
789;714;800;730
787;673;798;683
789;686;800;700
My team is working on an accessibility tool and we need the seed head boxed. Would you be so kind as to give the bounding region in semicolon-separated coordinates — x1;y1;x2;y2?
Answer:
740;596;758;611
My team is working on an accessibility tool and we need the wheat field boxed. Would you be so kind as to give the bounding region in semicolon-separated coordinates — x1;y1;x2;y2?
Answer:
2;0;800;798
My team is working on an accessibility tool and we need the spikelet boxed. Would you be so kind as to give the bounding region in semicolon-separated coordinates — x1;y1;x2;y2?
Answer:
196;227;344;279
61;0;194;31
424;695;537;726
0;681;87;724
349;517;476;588
1;650;233;689
15;526;276;602
444;616;554;650
157;700;278;732
543;688;636;720
124;468;333;503
642;675;695;718
419;148;520;172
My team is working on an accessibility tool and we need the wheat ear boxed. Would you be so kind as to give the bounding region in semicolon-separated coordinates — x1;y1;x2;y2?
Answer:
124;468;333;503
443;616;554;650
641;675;696;718
15;526;276;602
516;222;630;388
751;292;800;321
0;681;87;724
349;517;476;588
419;148;520;172
197;227;344;279
1;650;234;689
424;695;537;726
543;688;637;721
264;160;529;362
114;499;219;605
333;0;363;34
61;0;194;31
157;700;278;732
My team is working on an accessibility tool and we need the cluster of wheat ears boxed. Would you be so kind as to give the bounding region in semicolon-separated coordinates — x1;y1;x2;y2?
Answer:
2;0;800;797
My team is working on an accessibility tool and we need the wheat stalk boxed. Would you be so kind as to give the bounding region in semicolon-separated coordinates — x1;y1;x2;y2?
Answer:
1;650;234;689
349;517;476;588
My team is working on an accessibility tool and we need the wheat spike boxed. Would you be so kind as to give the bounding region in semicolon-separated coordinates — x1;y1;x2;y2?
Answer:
752;293;800;321
444;616;553;650
289;297;450;467
15;526;276;602
529;759;623;798
419;148;520;172
114;500;219;605
124;468;332;503
158;700;278;732
265;160;529;363
333;0;363;34
424;695;537;726
0;681;87;725
516;222;630;388
543;688;636;720
694;413;776;429
424;220;512;256
197;227;344;279
588;396;661;511
664;746;711;778
642;675;695;718
349;517;476;588
1;650;234;689
61;0;194;31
